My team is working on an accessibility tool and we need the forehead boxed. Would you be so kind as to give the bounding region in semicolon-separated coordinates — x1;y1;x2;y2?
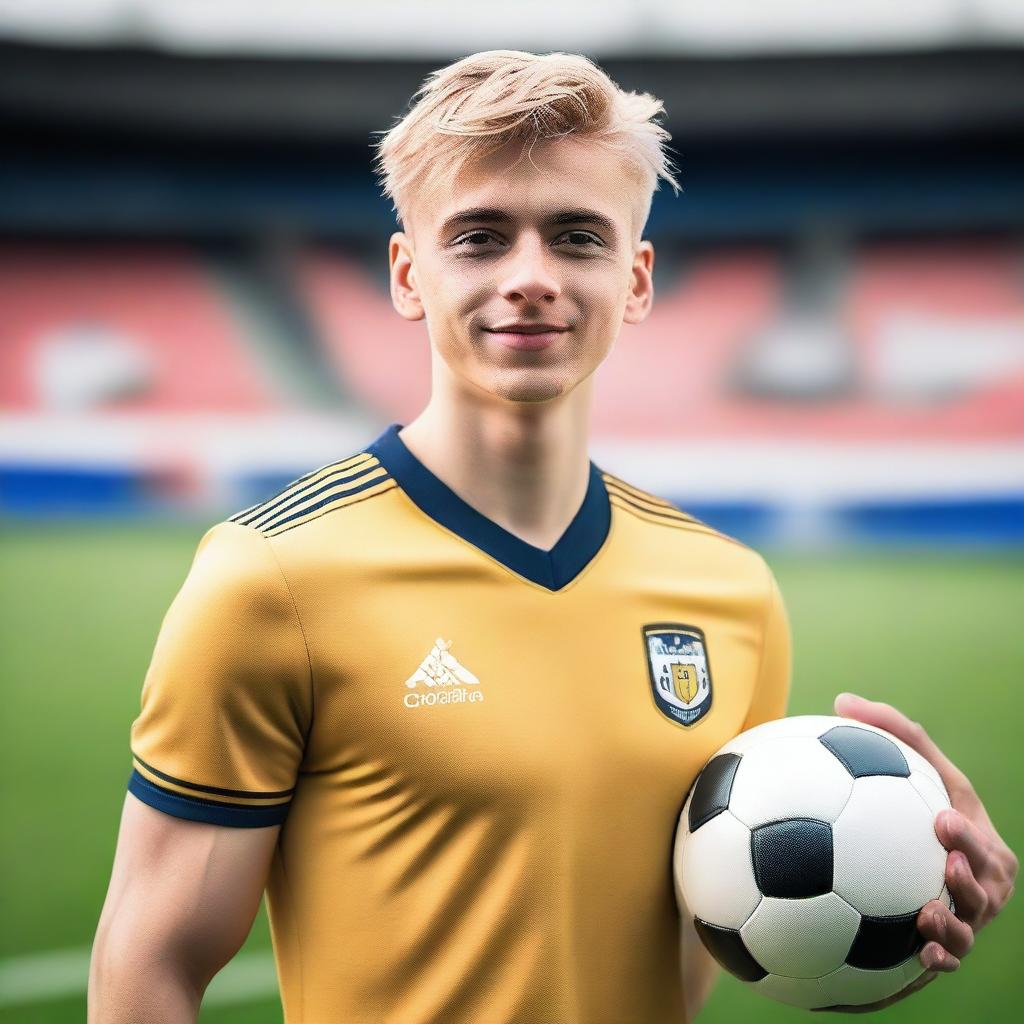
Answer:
413;138;642;240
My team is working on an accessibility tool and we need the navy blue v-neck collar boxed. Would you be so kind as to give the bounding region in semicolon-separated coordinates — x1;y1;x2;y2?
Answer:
367;424;610;591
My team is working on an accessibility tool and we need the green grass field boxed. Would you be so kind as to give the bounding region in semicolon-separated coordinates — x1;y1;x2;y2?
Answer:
1;523;1020;1022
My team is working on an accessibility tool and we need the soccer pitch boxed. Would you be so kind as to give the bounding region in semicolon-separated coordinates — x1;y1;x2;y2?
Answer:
1;525;1020;1023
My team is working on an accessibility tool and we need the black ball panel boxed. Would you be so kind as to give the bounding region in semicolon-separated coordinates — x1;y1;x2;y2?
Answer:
846;910;924;969
688;752;742;832
819;726;910;779
751;818;833;898
694;918;768;981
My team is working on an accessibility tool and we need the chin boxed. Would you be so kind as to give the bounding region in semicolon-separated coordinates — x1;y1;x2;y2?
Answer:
484;369;572;404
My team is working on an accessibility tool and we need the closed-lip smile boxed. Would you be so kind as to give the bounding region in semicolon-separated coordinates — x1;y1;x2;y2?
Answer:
484;323;568;334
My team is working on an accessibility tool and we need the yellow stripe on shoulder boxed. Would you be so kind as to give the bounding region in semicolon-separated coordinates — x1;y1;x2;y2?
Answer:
608;495;694;530
231;451;375;527
603;474;697;522
608;495;750;551
251;461;387;532
263;478;398;537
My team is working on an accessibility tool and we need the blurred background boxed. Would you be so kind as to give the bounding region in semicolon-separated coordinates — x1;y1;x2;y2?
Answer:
0;2;1021;1021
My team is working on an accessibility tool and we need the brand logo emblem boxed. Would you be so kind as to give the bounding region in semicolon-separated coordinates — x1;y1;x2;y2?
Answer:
403;638;483;709
642;624;713;727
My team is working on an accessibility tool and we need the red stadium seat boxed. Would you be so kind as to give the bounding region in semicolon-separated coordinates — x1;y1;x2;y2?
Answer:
0;244;276;412
299;248;430;423
592;250;782;437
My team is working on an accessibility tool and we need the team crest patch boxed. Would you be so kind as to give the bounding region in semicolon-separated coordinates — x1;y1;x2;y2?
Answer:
642;624;713;727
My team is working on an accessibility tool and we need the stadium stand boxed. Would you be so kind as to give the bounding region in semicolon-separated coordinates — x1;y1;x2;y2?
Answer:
846;238;1024;439
592;249;782;437
0;244;277;412
298;247;431;423
1;236;1020;538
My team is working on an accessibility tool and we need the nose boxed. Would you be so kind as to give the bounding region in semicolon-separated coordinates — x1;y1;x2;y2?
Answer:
497;234;561;305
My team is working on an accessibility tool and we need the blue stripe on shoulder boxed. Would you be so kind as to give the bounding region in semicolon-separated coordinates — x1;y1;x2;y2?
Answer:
128;770;290;828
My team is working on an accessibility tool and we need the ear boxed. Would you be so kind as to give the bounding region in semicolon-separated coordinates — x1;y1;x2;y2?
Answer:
623;240;655;325
389;231;425;322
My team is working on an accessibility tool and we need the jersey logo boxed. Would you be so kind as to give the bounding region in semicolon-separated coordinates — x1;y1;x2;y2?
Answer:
642;624;713;727
403;638;483;709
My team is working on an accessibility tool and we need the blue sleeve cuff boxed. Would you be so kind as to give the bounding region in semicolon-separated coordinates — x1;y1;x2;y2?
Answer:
128;769;290;828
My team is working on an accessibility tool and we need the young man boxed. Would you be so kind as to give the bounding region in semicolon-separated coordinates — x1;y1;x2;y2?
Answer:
90;51;1015;1023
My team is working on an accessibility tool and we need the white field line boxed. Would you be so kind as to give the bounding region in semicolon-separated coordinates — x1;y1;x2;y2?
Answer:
0;947;278;1007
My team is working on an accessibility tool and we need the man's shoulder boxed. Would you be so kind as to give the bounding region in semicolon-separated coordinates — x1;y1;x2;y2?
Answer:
602;468;770;575
227;448;397;541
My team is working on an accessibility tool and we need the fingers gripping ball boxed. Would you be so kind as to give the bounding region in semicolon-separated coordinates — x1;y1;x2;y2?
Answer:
673;716;952;1010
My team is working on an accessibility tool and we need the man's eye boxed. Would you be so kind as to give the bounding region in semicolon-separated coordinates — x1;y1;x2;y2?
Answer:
559;231;602;247
455;231;499;247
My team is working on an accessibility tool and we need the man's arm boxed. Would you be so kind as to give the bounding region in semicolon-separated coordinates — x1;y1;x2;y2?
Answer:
88;793;280;1023
679;903;720;1021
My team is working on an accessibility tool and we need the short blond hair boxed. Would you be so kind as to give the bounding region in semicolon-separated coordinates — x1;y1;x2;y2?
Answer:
374;50;680;238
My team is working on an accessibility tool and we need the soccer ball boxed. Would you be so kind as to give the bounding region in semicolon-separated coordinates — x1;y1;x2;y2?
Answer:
673;715;953;1009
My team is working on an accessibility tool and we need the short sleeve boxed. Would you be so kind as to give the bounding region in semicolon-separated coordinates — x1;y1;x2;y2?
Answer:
741;566;792;731
128;521;312;827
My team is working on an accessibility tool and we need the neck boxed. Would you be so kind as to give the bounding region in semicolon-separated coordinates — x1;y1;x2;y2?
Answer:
399;381;594;551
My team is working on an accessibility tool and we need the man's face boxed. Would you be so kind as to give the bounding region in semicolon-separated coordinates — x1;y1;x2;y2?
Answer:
390;137;655;405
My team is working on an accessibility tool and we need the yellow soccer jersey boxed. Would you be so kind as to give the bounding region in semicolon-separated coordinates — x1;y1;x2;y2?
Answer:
129;423;791;1024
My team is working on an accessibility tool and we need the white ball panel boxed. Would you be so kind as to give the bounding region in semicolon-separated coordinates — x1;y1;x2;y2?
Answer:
749;973;828;1010
909;771;952;820
673;790;695;912
717;715;843;758
893;741;945;794
675;809;761;929
741;892;861;978
833;777;947;916
818;957;925;1008
714;729;764;758
728;736;855;827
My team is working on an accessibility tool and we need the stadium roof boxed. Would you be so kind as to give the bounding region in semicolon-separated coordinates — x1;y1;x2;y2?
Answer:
1;0;1023;57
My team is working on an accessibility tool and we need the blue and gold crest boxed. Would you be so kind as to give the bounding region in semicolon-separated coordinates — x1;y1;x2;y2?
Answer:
642;624;713;727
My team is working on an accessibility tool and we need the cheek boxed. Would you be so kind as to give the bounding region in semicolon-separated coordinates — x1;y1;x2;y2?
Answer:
426;264;488;329
434;252;483;297
582;273;630;332
415;267;458;328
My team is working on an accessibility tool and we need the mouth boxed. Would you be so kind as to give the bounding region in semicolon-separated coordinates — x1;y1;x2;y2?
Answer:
482;323;569;352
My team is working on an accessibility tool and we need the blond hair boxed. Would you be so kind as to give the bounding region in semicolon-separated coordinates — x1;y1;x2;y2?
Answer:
374;50;680;238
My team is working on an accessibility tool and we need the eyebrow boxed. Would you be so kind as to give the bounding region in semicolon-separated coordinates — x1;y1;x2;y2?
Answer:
439;207;619;242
